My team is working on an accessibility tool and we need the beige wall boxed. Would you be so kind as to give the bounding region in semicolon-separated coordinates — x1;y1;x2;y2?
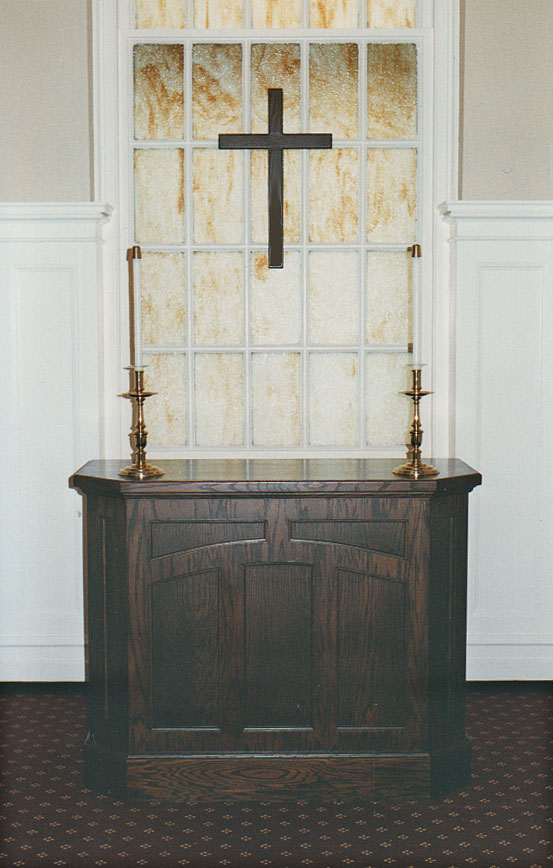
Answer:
2;1;553;202
0;0;92;201
461;0;553;199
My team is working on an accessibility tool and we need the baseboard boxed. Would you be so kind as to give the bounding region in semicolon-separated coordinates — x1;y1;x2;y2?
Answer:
466;643;553;680
0;644;85;681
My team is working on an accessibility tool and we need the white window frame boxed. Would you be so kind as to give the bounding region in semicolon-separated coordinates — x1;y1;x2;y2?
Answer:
92;0;459;460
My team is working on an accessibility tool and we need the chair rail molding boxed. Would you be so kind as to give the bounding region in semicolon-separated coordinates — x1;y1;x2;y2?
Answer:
0;201;111;680
441;199;553;680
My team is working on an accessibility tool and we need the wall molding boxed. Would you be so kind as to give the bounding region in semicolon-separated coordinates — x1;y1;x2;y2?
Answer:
0;202;112;241
444;200;553;681
0;202;110;681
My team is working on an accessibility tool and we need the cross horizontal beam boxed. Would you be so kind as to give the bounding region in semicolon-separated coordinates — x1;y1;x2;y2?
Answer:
218;133;332;150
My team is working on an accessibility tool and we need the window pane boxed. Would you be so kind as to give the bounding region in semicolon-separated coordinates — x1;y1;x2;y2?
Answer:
366;0;415;28
365;353;411;446
193;149;243;243
309;354;358;446
251;44;300;134
192;44;242;140
309;44;358;139
308;252;359;345
142;253;186;347
250;252;302;345
194;0;243;28
310;149;359;243
193;252;244;345
134;149;184;243
250;151;301;244
252;0;300;28
134;45;184;141
366;148;416;243
144;353;187;446
366;251;410;345
136;0;185;28
310;0;359;28
367;44;417;140
194;354;244;446
252;353;301;446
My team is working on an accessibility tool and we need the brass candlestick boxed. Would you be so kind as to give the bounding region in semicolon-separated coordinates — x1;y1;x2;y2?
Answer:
119;367;164;479
393;368;439;478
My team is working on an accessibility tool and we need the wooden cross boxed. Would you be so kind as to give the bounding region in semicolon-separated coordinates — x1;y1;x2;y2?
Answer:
219;88;332;268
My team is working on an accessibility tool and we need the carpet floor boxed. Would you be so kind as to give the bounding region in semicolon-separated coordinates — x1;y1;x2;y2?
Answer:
0;685;551;868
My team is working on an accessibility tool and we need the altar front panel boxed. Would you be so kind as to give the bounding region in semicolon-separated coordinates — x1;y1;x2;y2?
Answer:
110;494;425;757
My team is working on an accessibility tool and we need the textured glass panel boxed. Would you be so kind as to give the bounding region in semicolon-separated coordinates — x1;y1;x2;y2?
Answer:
192;44;242;140
251;0;300;29
134;45;184;141
194;354;244;446
251;252;302;345
135;149;184;243
366;149;416;243
309;354;358;446
366;251;410;345
252;353;301;446
250;151;300;244
136;0;185;28
365;353;411;446
193;252;243;346
251;44;300;134
367;44;417;140
308;251;359;345
193;149;243;243
144;353;187;446
310;0;359;29
194;0;243;28
309;149;358;243
309;44;358;139
142;253;186;347
366;0;415;28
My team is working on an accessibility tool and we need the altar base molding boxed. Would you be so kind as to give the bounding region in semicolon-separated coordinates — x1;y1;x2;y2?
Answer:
71;458;481;801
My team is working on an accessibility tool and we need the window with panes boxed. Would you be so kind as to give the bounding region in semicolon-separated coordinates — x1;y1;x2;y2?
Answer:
129;0;422;453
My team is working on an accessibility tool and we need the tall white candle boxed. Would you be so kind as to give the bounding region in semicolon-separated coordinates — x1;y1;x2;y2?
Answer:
128;246;143;368
411;244;422;368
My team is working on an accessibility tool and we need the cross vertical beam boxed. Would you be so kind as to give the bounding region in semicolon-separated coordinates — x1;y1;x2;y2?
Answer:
219;88;332;268
268;89;284;268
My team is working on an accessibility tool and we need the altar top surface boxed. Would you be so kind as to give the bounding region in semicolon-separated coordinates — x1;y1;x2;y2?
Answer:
71;458;481;498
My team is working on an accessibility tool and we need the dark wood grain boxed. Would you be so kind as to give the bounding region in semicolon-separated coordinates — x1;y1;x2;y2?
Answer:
244;563;313;728
72;458;480;801
337;569;405;728
151;570;220;729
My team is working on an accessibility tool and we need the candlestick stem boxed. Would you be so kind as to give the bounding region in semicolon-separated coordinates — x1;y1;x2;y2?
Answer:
393;367;438;478
119;367;164;479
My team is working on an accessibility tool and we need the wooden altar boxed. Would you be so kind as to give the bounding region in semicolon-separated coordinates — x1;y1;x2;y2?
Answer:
70;458;481;801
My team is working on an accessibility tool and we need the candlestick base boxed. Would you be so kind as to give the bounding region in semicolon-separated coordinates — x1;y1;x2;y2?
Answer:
118;367;164;480
118;462;165;480
393;459;439;479
393;367;438;479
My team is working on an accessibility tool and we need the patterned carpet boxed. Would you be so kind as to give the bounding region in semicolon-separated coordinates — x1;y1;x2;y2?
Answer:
0;685;551;868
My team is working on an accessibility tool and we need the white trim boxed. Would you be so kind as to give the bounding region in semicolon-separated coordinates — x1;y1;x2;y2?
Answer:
440;200;553;220
0;645;85;682
430;0;460;459
467;645;553;682
0;202;111;222
93;0;124;459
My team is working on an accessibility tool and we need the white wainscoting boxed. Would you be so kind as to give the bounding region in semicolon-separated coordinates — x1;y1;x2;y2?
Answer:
441;202;553;680
0;203;111;680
